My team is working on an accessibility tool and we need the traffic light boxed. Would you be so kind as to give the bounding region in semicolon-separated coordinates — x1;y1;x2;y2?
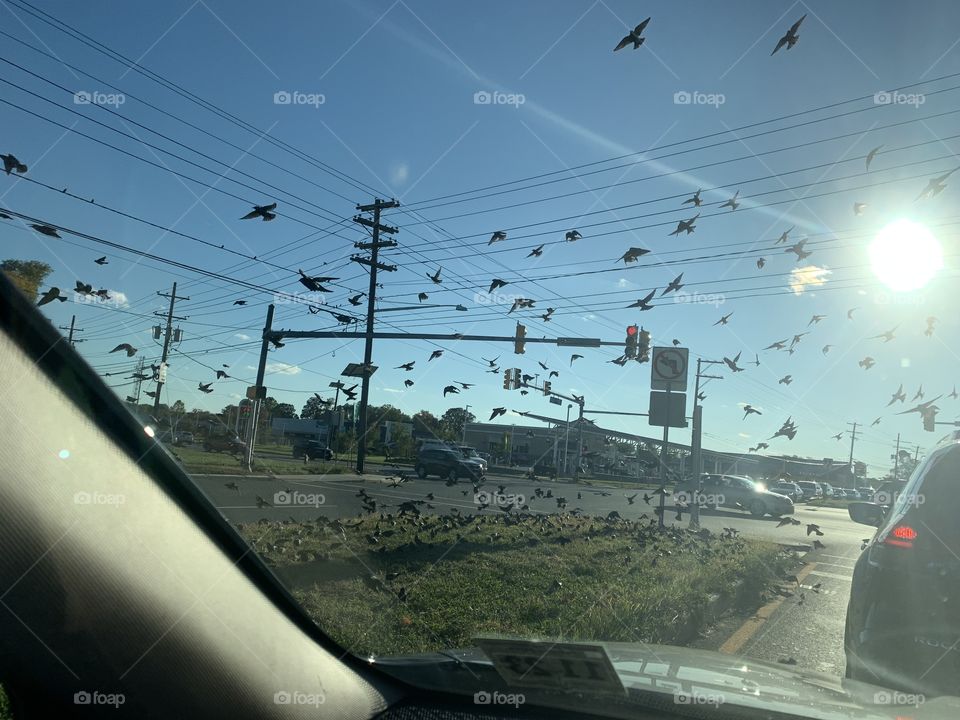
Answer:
503;369;512;390
923;411;936;432
514;323;527;354
625;324;638;359
543;380;551;396
637;327;651;362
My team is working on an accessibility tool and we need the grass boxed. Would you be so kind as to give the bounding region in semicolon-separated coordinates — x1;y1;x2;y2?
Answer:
238;513;797;657
0;686;9;720
167;445;352;476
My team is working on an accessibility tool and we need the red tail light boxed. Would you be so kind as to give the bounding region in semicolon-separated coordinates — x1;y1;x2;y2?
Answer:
883;524;918;548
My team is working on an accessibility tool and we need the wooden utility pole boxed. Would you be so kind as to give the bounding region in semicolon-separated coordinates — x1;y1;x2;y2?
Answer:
59;315;84;347
152;282;189;413
352;198;399;473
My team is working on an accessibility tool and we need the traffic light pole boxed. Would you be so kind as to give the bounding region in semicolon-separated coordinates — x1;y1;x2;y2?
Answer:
689;358;723;530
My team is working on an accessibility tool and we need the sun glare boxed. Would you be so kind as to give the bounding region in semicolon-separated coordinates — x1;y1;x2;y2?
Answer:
869;219;943;292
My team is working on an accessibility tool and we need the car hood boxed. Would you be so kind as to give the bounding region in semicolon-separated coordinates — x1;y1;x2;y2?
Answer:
375;642;960;719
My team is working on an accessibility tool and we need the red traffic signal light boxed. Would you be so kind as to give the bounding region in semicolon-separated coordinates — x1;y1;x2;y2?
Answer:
626;325;638;336
625;324;639;358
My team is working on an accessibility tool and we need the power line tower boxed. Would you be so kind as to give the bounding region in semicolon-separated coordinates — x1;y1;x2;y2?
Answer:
351;198;399;474
152;282;189;413
58;315;84;347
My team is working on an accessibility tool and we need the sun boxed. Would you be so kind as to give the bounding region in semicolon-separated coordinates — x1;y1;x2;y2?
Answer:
869;219;943;292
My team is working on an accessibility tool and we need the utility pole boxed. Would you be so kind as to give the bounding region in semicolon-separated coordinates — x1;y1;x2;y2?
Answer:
131;356;146;403
574;399;585;478
847;421;859;482
152;282;189;414
892;432;901;481
689;358;723;530
58;315;84;347
352;198;399;474
462;405;471;444
245;304;275;471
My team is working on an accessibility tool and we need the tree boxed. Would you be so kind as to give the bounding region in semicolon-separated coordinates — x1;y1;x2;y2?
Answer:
889;450;919;481
389;425;414;459
439;407;476;442
301;395;330;419
171;400;186;414
1;259;53;298
333;426;356;455
273;403;297;419
412;410;441;440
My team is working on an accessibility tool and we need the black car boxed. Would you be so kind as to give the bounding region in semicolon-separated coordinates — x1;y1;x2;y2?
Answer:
292;439;333;461
415;447;483;481
844;437;958;696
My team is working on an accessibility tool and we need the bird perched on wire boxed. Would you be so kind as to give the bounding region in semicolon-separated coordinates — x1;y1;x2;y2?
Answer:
30;224;61;238
240;202;277;221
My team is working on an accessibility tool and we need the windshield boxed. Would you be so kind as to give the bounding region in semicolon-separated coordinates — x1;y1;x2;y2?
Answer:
8;0;960;715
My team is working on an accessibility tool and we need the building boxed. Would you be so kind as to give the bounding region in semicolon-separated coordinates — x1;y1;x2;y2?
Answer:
271;417;331;444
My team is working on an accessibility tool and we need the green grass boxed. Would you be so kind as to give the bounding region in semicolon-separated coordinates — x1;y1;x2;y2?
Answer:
0;685;9;720
168;445;352;476
239;514;796;657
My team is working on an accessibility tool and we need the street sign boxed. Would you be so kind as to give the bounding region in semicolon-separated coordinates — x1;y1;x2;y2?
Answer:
651;346;689;392
649;391;687;428
246;385;266;400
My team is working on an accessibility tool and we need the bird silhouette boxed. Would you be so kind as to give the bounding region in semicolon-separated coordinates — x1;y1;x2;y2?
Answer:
527;245;543;258
853;202;867;216
949;385;959;400
714;312;733;326
808;314;826;325
427;268;442;284
924;316;937;337
743;405;762;419
215;370;229;379
488;278;508;293
720;190;740;210
1;153;27;174
668;213;699;236
764;339;788;350
859;357;875;370
483;356;500;367
198;382;214;394
627;289;656;310
870;326;898;343
865;145;883;171
618;247;650;264
756;257;766;269
682;189;702;207
540;307;556;322
240;202;277;221
488;230;507;245
110;343;137;357
428;350;443;361
613;17;651;51
773;226;795;244
723;352;744;373
565;230;582;242
443;385;459;397
662;274;684;296
821;345;832;355
490;407;507;420
847;307;858;320
297;270;336;292
37;287;67;306
913;385;925;401
94;256;108;265
785;239;812;260
404;379;414;388
30;224;61;238
418;292;428;302
916;169;957;200
778;375;793;385
570;354;583;366
396;361;415;371
771;14;806;55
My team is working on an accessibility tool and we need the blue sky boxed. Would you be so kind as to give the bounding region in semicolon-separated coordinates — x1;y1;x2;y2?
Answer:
5;0;960;472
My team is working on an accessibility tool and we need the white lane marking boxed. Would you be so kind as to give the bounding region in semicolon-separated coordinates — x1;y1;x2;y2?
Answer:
806;570;853;581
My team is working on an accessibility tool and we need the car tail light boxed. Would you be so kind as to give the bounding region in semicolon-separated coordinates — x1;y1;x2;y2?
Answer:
882;524;918;549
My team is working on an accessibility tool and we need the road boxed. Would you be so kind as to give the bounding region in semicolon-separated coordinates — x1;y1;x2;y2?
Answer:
190;469;867;677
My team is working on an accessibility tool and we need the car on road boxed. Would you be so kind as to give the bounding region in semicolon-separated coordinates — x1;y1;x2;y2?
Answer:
771;480;803;501
795;480;822;500
819;482;835;497
174;431;194;446
415;447;484;482
845;437;960;697
292;439;333;461
202;435;246;454
682;474;794;517
455;445;488;475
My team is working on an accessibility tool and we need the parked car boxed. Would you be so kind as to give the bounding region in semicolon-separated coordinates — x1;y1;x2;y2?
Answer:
771;481;803;501
292;439;333;461
841;488;859;499
415;447;484;481
819;482;835;497
845;438;960;696
202;436;246;454
174;431;194;446
682;474;794;517
795;480;822;500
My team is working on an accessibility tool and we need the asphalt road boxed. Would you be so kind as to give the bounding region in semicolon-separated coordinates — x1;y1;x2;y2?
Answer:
190;470;868;678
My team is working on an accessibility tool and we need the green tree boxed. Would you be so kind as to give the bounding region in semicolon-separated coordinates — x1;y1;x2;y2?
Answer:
413;410;441;440
439;407;476;442
301;395;332;419
389;425;414;458
273;403;297;419
889;450;919;481
171;399;186;414
1;259;53;298
333;426;356;455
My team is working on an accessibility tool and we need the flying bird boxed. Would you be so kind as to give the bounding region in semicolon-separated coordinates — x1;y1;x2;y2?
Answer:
509;297;535;313
110;343;137;357
348;293;363;306
94;256;108;266
773;226;795;244
853;202;867;216
916;169;957;200
215;370;229;379
540;307;555;322
443;385;460;397
527;245;543;258
565;230;582;242
751;354;760;367
723;351;744;373
428;350;443;361
404;379;414;388
427;268;442;284
488;278;508;293
488;230;507;245
233;299;247;306
821;345;832;355
548;370;559;378
948;385;958;400
483;356;500;367
613;17;651;52
396;361;415;371
771;14;806;55
1;153;27;175
455;381;474;390
847;307;858;320
627;289;656;310
30;224;61;238
713;312;733;326
887;384;906;406
859;357;875;370
240;202;277;221
297;270;335;292
618;247;650;264
831;433;843;441
808;314;826;325
570;354;584;366
897;395;943;429
198;382;214;394
871;417;881;426
37;287;67;306
785;239;812;260
865;145;883;171
720;190;740;210
742;405;762;419
668;213;699;236
778;375;793;385
870;326;898;343
756;257;766;269
913;385;924;401
490;407;507;420
682;189;702;207
662;273;684;296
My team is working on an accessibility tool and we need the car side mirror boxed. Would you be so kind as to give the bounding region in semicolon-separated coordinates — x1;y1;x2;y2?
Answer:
848;501;885;527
